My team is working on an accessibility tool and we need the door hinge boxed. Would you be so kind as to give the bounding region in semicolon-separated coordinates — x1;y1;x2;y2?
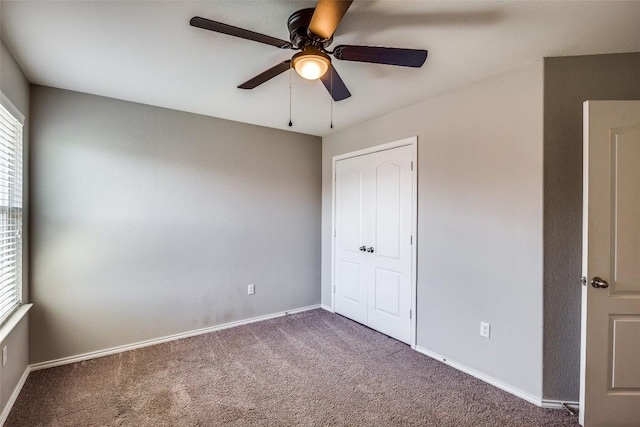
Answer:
410;235;413;245
334;229;336;237
581;276;587;287
411;161;413;171
409;309;412;319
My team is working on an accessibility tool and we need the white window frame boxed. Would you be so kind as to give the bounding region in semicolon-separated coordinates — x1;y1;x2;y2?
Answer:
0;92;24;326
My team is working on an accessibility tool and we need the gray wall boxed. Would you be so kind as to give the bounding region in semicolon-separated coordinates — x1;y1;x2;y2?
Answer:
322;63;545;398
30;86;321;364
542;52;640;401
0;39;30;414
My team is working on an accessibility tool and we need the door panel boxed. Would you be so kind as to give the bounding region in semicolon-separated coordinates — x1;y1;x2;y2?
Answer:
340;261;362;302
340;169;363;252
374;268;401;316
580;101;640;427
611;316;640;389
375;162;401;259
613;127;640;292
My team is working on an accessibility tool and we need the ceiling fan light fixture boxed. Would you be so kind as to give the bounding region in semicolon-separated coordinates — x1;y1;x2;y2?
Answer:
292;48;330;80
192;1;427;102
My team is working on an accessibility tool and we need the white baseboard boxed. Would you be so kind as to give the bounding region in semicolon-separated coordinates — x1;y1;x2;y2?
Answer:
30;304;321;372
282;305;321;315
320;304;334;312
0;366;29;426
414;345;545;407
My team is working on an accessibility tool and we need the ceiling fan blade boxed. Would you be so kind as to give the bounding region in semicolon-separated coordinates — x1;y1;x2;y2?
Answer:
333;45;428;68
308;0;353;41
319;64;351;101
190;17;292;49
238;61;292;89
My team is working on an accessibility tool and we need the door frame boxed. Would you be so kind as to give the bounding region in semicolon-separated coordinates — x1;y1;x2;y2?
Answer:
330;136;418;349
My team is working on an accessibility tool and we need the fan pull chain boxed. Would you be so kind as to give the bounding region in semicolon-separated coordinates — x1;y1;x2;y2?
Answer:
330;67;334;129
288;67;293;127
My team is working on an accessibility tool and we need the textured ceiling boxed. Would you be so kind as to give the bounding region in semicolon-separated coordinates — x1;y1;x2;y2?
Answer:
2;1;640;136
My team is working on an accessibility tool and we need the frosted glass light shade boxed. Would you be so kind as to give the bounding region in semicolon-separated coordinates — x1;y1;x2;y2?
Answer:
292;49;330;80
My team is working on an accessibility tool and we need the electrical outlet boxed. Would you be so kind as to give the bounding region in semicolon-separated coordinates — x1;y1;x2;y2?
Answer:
480;322;491;338
247;284;255;295
2;346;7;366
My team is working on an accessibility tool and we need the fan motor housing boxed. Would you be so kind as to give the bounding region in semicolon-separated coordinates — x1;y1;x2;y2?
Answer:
287;8;332;49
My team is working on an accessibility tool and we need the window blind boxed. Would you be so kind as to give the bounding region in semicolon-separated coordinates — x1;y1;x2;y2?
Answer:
0;98;23;325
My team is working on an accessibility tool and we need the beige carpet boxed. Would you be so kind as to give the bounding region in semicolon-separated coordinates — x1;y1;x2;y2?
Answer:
7;309;579;426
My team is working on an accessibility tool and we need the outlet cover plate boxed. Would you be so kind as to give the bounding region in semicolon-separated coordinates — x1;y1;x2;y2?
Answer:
480;322;491;338
248;284;255;295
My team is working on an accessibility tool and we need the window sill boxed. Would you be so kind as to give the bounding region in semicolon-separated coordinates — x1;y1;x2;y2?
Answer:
0;304;32;343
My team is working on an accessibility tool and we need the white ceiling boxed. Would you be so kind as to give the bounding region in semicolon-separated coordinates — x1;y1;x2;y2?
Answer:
2;1;640;137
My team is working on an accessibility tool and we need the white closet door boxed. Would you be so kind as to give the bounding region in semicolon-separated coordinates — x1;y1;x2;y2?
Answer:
366;146;413;344
334;154;370;325
334;145;413;344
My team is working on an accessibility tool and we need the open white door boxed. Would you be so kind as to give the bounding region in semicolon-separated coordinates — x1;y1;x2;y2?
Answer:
580;101;640;426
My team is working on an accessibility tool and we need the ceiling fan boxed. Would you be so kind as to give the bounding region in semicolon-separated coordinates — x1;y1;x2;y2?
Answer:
190;0;428;101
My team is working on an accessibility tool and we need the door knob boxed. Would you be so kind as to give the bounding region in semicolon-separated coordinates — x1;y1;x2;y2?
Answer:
366;247;375;253
590;277;609;289
359;246;366;252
